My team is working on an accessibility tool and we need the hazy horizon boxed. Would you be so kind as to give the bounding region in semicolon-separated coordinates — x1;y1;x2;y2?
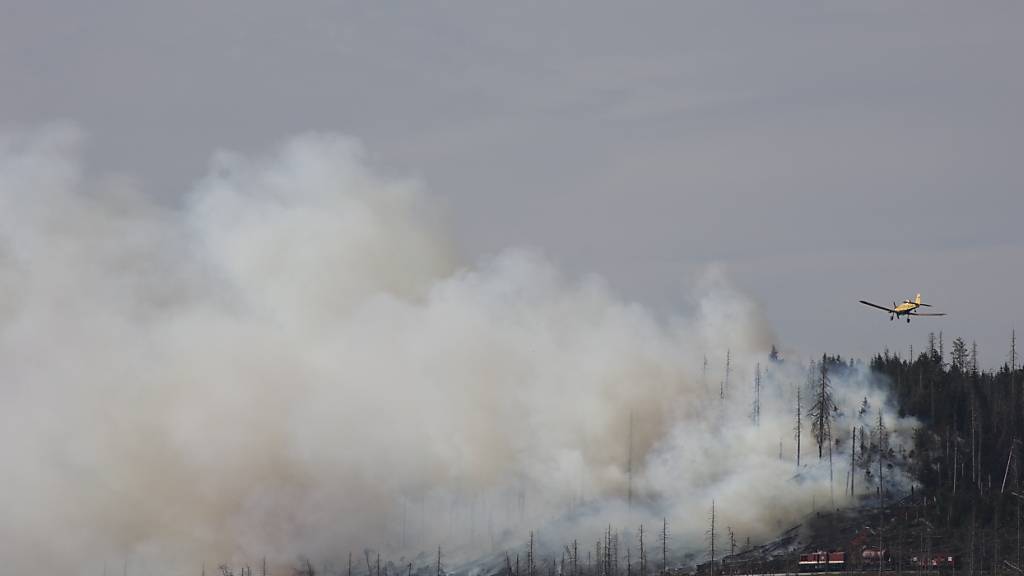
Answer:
2;3;1022;574
3;2;1022;365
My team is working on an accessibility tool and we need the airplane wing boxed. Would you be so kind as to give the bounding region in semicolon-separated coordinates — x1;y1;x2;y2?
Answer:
859;300;896;313
908;312;946;317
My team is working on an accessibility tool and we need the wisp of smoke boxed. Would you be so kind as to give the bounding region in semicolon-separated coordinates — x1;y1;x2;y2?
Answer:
0;125;917;575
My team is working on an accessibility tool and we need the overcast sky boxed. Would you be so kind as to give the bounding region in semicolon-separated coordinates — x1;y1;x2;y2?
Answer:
3;2;1022;366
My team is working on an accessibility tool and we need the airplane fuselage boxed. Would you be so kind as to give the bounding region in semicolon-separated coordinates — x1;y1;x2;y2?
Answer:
893;302;920;315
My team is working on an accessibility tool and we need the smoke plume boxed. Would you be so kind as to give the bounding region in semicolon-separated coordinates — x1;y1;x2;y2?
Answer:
0;125;916;575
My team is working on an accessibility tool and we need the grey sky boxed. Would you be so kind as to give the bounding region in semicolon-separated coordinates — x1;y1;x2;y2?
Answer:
3;2;1022;366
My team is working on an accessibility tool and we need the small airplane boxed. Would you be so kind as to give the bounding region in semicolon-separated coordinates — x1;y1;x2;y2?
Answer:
859;293;946;323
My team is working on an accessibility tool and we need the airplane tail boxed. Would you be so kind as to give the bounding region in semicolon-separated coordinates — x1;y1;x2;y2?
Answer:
915;293;922;305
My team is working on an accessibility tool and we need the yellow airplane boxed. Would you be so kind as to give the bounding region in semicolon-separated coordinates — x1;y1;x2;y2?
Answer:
859;293;946;323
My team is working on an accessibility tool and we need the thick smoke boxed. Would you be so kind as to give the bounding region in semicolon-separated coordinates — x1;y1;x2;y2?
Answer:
0;125;916;575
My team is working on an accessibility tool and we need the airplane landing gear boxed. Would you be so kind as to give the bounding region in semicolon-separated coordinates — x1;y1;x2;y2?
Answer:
906;317;911;323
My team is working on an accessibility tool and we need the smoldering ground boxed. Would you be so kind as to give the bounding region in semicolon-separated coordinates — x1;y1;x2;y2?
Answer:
0;125;916;575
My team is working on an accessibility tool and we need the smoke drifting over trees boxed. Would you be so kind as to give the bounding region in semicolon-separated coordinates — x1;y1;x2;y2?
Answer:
0;126;916;575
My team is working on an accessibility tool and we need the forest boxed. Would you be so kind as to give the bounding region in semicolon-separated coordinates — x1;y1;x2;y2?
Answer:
851;330;1024;572
869;332;1021;508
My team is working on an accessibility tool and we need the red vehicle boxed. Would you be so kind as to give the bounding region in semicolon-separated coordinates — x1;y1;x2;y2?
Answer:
799;551;846;572
861;548;891;565
911;554;958;570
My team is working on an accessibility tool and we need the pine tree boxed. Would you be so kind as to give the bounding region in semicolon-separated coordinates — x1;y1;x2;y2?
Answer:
971;340;979;375
1012;330;1018;371
952;337;969;373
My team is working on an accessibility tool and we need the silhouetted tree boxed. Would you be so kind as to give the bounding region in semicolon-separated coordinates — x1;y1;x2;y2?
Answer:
808;356;836;459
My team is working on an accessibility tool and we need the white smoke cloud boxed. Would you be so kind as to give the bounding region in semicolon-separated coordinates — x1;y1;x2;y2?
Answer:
0;125;917;575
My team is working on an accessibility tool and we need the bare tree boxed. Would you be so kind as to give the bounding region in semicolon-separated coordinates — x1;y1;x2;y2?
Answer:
877;425;884;576
706;502;717;576
702;355;709;396
808;357;836;459
602;529;609;576
850;427;857;499
1017;497;1022;572
627;411;634;511
794;384;802;467
720;350;731;400
751;363;761;426
639;525;646;576
877;410;888;502
660;518;668;575
806;357;838;506
528;532;536;576
1013;329;1019;371
971;394;979;490
613;529;620;576
970;506;977;576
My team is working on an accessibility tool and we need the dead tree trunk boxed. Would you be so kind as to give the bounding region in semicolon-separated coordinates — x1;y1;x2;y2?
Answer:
708;502;716;576
795;385;802;468
660;518;668;575
639;525;646;576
